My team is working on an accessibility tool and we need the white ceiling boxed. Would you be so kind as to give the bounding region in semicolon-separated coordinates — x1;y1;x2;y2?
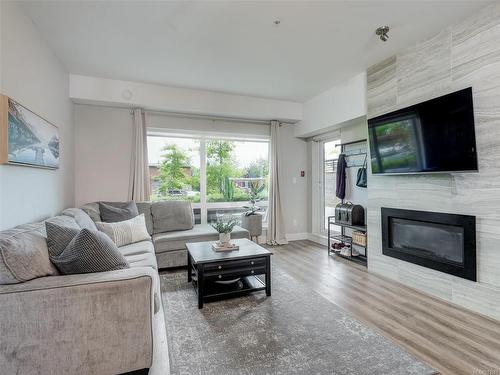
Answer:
21;1;490;102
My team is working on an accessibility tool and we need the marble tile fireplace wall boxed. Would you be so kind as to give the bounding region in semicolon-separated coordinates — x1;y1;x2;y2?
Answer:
366;3;500;320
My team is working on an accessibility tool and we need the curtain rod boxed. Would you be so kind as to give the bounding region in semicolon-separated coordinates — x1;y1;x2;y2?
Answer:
145;109;282;125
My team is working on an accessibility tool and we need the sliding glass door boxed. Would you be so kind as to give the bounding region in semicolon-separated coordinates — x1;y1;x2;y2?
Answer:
321;138;341;232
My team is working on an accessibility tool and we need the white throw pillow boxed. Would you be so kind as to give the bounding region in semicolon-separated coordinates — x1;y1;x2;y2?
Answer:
96;214;150;247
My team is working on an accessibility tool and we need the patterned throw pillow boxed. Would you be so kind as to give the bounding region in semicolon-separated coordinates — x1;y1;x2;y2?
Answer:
46;222;80;257
45;223;129;275
96;214;150;247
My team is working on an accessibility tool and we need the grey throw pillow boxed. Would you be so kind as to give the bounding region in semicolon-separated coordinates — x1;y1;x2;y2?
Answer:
99;201;139;223
46;222;80;257
45;223;129;275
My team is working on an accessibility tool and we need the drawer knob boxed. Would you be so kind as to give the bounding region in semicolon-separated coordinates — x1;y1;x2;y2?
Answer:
218;275;222;279
251;270;254;274
218;265;222;269
251;261;254;265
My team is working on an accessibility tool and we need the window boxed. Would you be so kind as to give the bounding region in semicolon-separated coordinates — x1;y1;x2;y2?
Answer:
148;135;202;223
322;139;341;231
148;136;200;202
205;139;269;222
148;134;269;224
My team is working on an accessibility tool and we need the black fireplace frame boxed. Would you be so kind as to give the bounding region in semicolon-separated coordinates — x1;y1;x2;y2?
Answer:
381;208;476;281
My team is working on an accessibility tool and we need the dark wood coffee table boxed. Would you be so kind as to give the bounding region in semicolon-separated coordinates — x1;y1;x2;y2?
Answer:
186;238;272;309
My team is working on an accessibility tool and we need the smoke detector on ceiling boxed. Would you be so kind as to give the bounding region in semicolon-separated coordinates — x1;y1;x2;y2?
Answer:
376;26;390;42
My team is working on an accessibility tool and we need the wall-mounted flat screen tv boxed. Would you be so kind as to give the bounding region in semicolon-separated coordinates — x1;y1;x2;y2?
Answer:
368;87;477;174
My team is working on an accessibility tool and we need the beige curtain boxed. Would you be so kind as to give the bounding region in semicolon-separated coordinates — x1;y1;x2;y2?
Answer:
129;109;151;202
266;120;288;245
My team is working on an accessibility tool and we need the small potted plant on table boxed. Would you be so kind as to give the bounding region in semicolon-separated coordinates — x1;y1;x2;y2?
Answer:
212;217;238;247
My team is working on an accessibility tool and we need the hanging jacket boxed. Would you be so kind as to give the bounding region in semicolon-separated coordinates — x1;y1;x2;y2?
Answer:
336;153;347;199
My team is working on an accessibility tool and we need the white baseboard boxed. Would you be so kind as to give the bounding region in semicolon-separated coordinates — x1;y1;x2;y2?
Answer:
255;231;318;244
285;232;309;241
307;233;328;246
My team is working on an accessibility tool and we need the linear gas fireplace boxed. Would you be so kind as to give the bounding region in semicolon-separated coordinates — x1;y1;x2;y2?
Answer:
381;208;476;281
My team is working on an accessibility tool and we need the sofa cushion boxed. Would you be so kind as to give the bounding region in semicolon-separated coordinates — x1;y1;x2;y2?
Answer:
153;224;217;253
99;201;139;223
0;222;59;284
152;224;249;253
96;214;150;247
151;201;194;234
81;202;101;222
49;227;129;275
156;249;187;269
62;208;97;231
137;202;153;235
119;240;155;258
125;252;158;270
0;256;18;284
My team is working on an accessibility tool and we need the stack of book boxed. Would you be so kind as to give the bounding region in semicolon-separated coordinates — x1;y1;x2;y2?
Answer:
212;242;240;252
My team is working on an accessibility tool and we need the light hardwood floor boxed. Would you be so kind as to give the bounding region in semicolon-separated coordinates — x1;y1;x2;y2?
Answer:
269;240;500;375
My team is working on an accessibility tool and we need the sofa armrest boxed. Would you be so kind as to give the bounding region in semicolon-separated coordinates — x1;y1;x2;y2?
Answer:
0;267;156;375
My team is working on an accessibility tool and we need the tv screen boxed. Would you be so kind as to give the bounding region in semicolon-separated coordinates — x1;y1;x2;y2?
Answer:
368;87;477;174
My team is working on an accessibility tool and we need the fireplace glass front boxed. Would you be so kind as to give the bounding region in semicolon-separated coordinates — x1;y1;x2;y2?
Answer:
381;208;476;281
390;218;464;266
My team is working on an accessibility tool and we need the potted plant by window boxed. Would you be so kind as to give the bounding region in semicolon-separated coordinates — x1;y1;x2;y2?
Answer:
241;180;264;242
211;217;238;246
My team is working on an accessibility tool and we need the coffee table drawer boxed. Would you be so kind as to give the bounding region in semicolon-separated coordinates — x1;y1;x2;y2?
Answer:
205;266;266;281
204;257;267;272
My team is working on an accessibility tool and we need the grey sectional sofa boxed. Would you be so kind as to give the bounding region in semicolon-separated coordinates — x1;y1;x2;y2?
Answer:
82;200;250;268
0;200;249;374
0;208;164;374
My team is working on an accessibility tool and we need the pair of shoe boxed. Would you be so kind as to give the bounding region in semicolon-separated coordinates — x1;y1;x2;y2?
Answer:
338;245;362;257
331;242;343;252
340;247;352;257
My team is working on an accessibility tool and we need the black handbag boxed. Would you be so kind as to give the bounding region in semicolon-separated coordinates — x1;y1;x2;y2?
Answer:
356;155;368;188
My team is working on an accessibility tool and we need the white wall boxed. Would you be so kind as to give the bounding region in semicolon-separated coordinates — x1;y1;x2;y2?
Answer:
294;72;367;138
0;2;74;230
74;105;132;206
70;74;303;123
278;124;309;239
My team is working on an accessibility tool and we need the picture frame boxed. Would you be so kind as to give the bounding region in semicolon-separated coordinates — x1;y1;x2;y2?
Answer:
0;95;60;169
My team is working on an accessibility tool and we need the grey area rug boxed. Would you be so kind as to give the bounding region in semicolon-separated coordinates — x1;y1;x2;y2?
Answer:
160;268;436;375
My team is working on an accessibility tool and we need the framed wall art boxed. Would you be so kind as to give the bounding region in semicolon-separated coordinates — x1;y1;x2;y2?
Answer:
0;95;60;169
